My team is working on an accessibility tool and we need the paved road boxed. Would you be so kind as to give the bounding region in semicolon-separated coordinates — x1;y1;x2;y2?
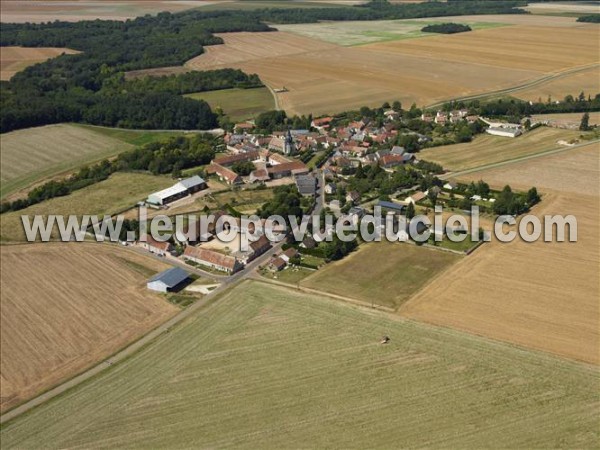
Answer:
0;238;286;425
441;139;600;180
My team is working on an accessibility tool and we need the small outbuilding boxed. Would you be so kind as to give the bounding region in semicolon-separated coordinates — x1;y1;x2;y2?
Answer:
147;267;190;293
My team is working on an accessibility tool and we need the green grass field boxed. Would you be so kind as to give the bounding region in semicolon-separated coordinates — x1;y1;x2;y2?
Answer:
276;19;507;46
0;172;173;242
300;241;459;310
2;281;598;448
185;88;275;122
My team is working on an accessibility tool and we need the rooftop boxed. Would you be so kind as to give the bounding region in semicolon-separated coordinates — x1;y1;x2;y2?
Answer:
148;267;189;288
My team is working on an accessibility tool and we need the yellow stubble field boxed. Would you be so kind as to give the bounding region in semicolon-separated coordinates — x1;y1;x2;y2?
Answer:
184;22;599;115
0;243;177;413
401;144;600;365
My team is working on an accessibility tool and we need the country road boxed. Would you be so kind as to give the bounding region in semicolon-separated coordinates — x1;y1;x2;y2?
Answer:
0;238;286;425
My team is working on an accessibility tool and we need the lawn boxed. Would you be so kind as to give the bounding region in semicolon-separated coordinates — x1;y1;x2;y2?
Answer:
0;172;173;242
300;241;459;310
260;266;315;284
1;281;598;448
419;126;588;172
185;87;275;122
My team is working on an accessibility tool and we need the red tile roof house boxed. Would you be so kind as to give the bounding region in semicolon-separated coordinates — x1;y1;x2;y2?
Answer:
269;256;287;272
379;154;405;169
141;236;174;256
280;247;299;263
207;163;243;185
247;234;272;262
183;246;242;274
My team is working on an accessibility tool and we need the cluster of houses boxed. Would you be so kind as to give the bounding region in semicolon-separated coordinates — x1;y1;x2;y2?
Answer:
141;210;286;274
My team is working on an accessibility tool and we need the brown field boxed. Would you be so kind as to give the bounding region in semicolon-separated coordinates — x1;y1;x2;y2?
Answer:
515;66;600;103
368;25;600;72
0;243;177;413
419;127;587;172
183;21;599;115
0;0;213;23
401;144;600;365
532;112;600;128
0;46;79;81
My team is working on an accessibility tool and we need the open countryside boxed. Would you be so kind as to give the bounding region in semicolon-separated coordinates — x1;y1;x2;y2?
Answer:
402;144;600;365
184;15;599;115
1;281;598;448
0;124;135;199
0;243;177;413
0;0;599;445
0;172;173;241
0;46;79;80
420;126;588;172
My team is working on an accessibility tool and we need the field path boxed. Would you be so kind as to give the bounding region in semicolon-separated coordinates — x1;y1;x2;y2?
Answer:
427;62;600;109
441;138;600;180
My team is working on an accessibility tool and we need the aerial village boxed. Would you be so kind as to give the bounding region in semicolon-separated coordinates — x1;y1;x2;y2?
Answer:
137;106;536;289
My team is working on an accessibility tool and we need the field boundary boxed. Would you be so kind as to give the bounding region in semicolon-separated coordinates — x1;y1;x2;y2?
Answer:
441;138;600;179
427;62;600;109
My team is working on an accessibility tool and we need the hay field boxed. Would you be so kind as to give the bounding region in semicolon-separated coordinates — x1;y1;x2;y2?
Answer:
0;124;135;199
0;172;173;242
515;65;600;103
2;280;598;448
300;241;459;310
420;127;586;171
185;87;275;121
0;1;212;23
0;46;79;81
402;144;600;365
186;22;599;115
0;243;177;413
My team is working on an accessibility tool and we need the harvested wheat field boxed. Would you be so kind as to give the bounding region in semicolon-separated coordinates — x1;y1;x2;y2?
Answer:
420;127;587;172
185;22;599;115
367;25;600;72
0;124;134;199
2;280;599;448
515;65;600;103
185;31;338;69
402;144;600;365
0;1;212;23
0;46;79;80
0;243;177;413
191;32;540;115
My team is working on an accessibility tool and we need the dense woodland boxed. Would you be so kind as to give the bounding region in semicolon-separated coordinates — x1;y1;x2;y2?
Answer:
1;1;527;133
421;23;472;34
